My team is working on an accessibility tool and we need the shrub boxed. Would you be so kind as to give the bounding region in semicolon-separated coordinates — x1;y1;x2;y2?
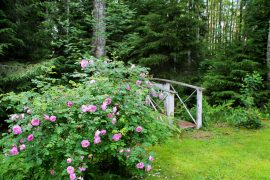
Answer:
202;99;262;129
202;99;235;127
234;109;262;129
0;55;171;179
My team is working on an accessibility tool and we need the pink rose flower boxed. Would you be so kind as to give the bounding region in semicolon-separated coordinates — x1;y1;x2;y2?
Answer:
105;97;112;105
10;114;19;121
112;118;117;125
50;169;55;176
31;119;40;126
126;84;131;91
12;125;22;135
67;158;72;164
67;166;75;174
146;81;154;87
89;105;97;112
136;162;144;169
79;167;86;172
67;101;73;108
19;139;24;143
136;126;143;133
82;105;97;112
49;116;56;122
10;146;19;155
101;103;107;111
26;109;31;114
146;165;152;172
23;106;29;111
81;105;89;112
19;144;26;151
20;113;25;119
149;155;154;161
94;136;101;144
81;140;90;148
95;130;101;137
126;148;131;153
136;80;142;86
44;114;50;120
81;59;89;69
100;130;106;135
119;149;124;153
70;173;76;180
112;133;122;141
27;134;34;141
112;106;117;113
107;113;113;118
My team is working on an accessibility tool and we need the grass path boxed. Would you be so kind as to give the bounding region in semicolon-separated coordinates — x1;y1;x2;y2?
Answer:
147;121;270;180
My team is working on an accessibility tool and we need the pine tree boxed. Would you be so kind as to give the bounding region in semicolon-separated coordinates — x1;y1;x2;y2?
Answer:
124;0;206;74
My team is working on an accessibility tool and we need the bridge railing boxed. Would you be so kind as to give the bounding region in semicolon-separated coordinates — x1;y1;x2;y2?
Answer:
147;78;204;129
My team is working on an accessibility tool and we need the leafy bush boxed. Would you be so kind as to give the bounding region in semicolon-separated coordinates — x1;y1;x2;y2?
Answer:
240;71;263;107
236;114;262;129
202;99;262;129
0;55;171;179
202;99;234;127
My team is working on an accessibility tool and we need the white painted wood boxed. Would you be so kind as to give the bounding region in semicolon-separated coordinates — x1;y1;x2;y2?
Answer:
163;83;175;117
145;95;151;106
150;80;204;129
152;78;205;90
153;83;176;94
171;85;196;124
196;89;203;129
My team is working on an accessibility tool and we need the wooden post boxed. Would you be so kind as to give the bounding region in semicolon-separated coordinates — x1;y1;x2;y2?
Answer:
163;83;174;125
196;88;203;129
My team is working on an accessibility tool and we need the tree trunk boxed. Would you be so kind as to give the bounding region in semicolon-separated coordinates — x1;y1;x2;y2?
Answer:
229;0;234;43
267;20;270;88
66;0;70;35
92;0;106;58
218;0;222;45
206;0;210;50
238;0;243;41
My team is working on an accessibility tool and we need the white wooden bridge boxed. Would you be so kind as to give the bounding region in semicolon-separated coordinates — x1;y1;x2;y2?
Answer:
147;78;204;129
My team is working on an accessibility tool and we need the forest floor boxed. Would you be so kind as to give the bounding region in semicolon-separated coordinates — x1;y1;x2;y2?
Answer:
147;120;270;180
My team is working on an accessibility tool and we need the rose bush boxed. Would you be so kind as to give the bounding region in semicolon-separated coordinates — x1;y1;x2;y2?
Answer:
0;55;171;179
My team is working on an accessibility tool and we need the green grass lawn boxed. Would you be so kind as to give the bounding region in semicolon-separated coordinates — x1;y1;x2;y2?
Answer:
147;121;270;180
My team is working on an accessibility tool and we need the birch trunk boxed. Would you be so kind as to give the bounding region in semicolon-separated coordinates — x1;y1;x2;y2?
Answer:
218;0;222;45
92;0;106;58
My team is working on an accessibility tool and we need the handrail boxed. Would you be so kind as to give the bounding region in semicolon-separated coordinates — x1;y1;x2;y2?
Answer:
151;78;205;90
150;78;204;129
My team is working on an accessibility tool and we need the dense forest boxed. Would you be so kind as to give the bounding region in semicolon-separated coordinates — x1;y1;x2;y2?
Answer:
1;0;269;102
0;0;270;179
